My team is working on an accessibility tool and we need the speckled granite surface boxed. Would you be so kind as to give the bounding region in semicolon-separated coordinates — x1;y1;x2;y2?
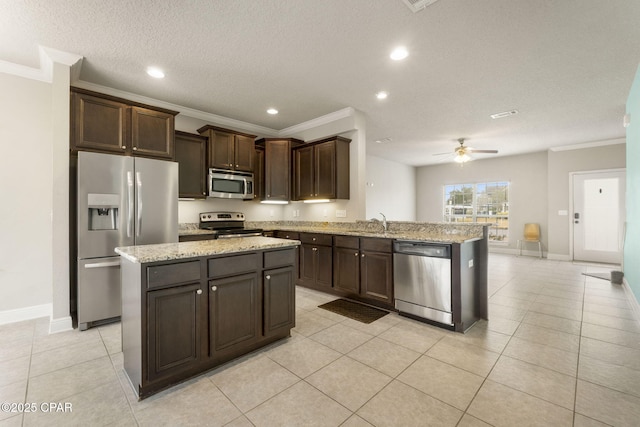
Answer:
178;220;488;243
115;236;300;264
248;220;487;243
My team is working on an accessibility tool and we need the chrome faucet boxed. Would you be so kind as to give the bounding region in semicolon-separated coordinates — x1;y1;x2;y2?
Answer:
379;212;387;232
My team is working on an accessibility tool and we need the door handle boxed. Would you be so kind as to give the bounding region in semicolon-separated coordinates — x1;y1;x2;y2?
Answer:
84;260;120;269
136;171;143;236
127;171;134;238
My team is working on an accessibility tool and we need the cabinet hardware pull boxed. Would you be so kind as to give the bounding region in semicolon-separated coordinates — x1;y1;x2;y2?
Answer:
354;252;358;256
196;289;202;295
236;164;239;167
266;275;271;280
361;254;365;257
211;286;217;291
312;247;318;251
312;237;316;241
121;145;126;149
133;147;137;151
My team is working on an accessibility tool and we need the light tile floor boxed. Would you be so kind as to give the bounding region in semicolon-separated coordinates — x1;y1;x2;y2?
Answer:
1;254;640;426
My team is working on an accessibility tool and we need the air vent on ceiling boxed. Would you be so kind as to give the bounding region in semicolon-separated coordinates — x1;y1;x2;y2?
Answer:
402;0;440;13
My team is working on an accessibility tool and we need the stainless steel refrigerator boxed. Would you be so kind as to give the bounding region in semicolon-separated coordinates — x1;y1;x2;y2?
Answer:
77;151;178;330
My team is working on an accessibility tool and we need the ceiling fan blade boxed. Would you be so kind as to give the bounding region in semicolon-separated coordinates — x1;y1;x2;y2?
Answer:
432;152;452;156
468;149;498;154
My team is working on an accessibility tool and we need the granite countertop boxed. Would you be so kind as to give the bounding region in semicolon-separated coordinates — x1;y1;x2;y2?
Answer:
115;236;300;264
178;220;488;244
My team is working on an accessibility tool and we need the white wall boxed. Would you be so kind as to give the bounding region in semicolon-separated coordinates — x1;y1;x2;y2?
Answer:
365;155;416;221
416;152;548;253
0;73;54;319
546;142;626;259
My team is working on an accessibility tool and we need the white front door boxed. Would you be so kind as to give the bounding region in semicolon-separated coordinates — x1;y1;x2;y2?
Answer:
573;170;625;264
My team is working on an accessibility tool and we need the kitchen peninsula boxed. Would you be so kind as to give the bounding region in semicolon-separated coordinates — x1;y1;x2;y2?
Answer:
115;236;299;399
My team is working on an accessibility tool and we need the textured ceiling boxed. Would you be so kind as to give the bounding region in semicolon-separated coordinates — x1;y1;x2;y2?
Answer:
1;0;639;165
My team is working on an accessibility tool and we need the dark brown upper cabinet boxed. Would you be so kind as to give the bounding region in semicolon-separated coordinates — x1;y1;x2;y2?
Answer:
175;131;208;199
254;145;265;200
293;136;350;201
70;87;178;160
255;138;303;202
197;125;256;172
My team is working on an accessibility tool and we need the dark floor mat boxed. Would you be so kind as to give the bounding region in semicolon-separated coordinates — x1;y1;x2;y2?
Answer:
318;299;388;324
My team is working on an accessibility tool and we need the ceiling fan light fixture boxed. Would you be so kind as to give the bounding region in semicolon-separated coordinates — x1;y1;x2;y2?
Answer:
146;67;165;79
376;91;388;99
267;108;278;115
454;153;471;163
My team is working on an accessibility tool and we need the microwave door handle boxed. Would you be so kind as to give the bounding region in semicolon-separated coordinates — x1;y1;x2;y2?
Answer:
136;171;142;237
126;171;134;238
243;177;248;198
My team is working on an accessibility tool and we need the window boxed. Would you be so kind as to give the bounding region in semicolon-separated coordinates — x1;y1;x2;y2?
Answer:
443;181;509;242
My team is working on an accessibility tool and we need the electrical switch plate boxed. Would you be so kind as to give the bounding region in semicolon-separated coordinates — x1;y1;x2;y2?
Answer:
468;259;474;268
335;210;347;217
323;209;328;217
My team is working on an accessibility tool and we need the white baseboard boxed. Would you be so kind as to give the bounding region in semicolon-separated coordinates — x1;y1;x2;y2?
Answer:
49;316;73;334
622;278;640;323
546;253;571;261
489;246;550;259
0;303;51;326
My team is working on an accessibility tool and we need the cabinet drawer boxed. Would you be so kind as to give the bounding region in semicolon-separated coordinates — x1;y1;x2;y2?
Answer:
147;261;201;289
275;231;300;240
333;235;359;249
208;253;259;278
264;249;296;269
360;237;393;253
300;233;332;246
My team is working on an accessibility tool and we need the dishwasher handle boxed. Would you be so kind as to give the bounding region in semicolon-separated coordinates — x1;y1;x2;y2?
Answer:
393;241;451;258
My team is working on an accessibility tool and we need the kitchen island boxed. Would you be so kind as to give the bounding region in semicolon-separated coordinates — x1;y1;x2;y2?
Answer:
115;236;300;399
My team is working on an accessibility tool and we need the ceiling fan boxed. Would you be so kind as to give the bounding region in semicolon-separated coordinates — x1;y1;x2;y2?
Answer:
434;138;498;163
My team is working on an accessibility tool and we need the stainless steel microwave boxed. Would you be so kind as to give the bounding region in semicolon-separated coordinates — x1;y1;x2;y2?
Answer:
208;168;254;200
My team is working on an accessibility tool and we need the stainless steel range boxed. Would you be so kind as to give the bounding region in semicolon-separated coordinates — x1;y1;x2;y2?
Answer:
199;211;263;238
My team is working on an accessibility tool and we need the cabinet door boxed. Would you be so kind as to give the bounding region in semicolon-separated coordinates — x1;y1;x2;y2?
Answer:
298;244;316;286
263;267;295;337
315;245;333;289
209;273;259;361
175;132;207;199
72;92;128;154
209;130;234;169
360;251;393;304
131;106;174;159
293;146;314;200
265;140;291;201
147;283;204;382
333;247;360;294
234;134;255;171
254;147;265;200
314;141;337;199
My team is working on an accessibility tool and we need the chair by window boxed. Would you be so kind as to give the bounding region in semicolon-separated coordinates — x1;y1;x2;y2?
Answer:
517;223;542;258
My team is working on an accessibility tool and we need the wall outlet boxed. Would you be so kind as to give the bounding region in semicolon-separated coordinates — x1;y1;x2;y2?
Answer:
468;259;474;268
335;210;347;218
323;209;328;217
269;209;274;217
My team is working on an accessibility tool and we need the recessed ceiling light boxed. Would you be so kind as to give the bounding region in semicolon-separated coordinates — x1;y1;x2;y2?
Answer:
267;108;278;115
376;91;388;100
490;109;518;119
375;137;393;144
146;67;165;79
390;47;409;61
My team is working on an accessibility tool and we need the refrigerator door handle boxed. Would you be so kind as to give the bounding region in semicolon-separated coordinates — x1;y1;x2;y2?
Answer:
136;171;143;237
84;260;121;269
127;171;134;238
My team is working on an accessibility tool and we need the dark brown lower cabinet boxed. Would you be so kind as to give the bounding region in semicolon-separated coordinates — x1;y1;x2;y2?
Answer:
332;236;394;307
146;282;205;383
121;247;297;399
209;273;259;362
298;233;332;290
263;266;295;337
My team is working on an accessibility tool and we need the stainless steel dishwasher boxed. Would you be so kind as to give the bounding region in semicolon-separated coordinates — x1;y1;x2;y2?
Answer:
393;241;453;326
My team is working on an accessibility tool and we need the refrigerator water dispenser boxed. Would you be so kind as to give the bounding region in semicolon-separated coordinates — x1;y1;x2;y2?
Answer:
88;193;119;231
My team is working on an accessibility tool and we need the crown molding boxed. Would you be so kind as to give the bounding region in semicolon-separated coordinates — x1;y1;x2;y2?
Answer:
549;137;625;152
278;107;356;136
0;46;82;83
